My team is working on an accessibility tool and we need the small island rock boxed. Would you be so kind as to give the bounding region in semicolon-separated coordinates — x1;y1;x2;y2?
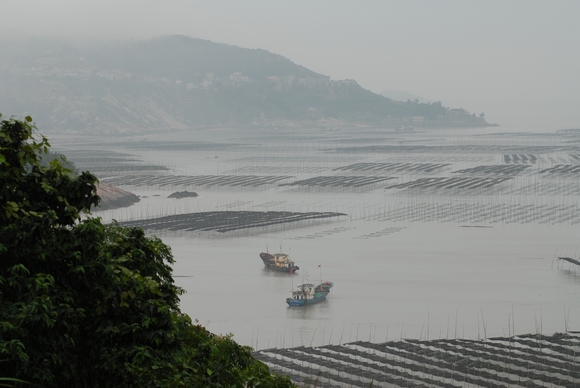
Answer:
168;191;199;199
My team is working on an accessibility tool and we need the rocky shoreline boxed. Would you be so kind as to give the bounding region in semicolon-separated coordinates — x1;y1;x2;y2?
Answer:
95;182;140;211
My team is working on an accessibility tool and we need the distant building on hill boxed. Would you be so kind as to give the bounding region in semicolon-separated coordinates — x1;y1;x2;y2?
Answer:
445;108;470;121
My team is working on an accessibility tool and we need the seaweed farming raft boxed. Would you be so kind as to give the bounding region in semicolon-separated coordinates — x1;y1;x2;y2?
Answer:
452;164;531;175
254;332;580;388
116;211;347;234
102;174;293;189
557;256;580;268
385;177;512;191
333;162;450;174
279;176;395;190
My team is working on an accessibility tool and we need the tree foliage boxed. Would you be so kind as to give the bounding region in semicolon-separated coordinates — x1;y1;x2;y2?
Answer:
0;114;294;387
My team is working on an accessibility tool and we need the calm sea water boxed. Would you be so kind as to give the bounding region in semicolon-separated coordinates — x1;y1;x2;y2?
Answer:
54;126;580;350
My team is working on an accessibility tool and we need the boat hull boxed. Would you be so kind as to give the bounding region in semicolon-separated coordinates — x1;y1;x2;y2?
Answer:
262;260;299;273
286;292;328;306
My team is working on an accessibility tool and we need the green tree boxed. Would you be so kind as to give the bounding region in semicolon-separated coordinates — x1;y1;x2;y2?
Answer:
0;114;294;387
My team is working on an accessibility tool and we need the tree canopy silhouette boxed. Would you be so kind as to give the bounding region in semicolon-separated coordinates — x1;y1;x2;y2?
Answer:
0;114;293;387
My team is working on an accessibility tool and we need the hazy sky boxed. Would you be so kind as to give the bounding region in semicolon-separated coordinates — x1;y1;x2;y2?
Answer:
2;0;579;130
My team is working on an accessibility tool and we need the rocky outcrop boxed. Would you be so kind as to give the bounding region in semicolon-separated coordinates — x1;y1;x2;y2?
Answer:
168;191;198;199
96;182;140;211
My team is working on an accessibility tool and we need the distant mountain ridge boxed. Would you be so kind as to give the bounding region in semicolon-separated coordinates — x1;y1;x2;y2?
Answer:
0;34;493;133
380;90;433;104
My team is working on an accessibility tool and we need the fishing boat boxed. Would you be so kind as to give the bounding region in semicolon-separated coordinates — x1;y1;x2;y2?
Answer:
259;251;299;273
286;281;333;306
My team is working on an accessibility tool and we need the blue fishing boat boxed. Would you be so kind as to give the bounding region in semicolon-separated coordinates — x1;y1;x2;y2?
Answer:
286;281;333;306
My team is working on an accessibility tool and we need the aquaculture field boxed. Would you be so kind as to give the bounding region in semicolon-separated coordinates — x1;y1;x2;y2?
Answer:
254;332;580;387
52;126;580;371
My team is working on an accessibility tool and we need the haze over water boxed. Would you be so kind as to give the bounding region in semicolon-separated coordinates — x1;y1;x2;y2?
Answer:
3;1;580;131
53;125;580;350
